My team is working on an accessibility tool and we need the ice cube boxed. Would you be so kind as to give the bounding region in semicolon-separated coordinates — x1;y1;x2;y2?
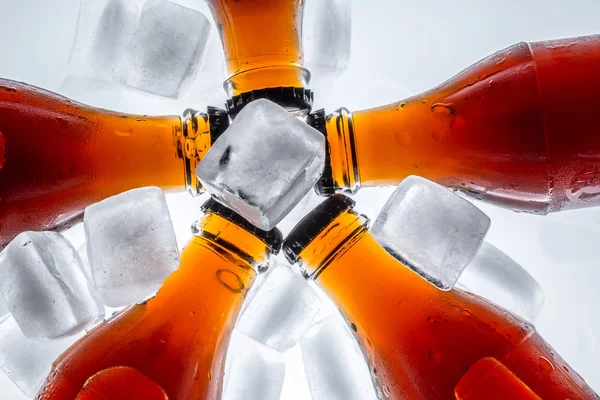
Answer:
112;0;211;99
67;0;139;81
371;176;491;291
236;262;321;352
84;187;179;307
300;316;378;400
0;231;104;340
458;242;544;322
303;0;352;87
196;99;326;230
0;316;81;397
223;330;286;400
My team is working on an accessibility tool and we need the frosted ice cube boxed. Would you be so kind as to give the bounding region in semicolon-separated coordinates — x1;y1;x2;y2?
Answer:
196;99;326;230
236;263;321;352
300;316;378;400
0;231;104;340
0;316;81;397
84;187;179;307
303;0;352;86
67;0;139;81
458;242;544;322
112;0;211;98
223;330;286;400
371;176;490;291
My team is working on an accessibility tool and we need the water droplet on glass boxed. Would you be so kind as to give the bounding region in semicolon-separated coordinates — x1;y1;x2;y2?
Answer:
431;102;456;115
461;310;471;317
496;57;507;66
539;357;554;373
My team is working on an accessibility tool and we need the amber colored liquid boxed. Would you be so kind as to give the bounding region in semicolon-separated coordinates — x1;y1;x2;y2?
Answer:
0;79;185;249
346;34;600;214
309;217;598;399
454;358;540;400
36;214;260;400
206;0;307;95
74;367;168;400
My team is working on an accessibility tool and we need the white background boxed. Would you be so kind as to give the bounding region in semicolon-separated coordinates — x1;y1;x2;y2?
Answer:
1;0;599;398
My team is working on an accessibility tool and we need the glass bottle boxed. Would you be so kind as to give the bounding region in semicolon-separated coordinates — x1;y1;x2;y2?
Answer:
310;34;600;214
36;199;282;400
206;0;309;96
282;195;599;399
0;79;228;249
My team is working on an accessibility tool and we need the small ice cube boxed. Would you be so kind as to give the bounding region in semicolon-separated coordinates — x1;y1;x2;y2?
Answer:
223;330;286;400
300;316;378;400
371;176;490;291
236;263;321;352
0;231;104;340
458;242;544;322
303;0;352;86
112;0;211;98
196;99;325;230
0;316;81;397
84;187;179;307
67;0;139;81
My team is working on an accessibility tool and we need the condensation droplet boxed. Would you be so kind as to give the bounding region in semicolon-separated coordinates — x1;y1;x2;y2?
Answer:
496;57;507;66
431;102;456;115
539;357;554;373
461;310;471;317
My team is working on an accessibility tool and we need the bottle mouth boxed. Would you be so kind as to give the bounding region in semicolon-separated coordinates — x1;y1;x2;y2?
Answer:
201;198;283;254
226;86;314;119
282;194;356;264
307;109;335;196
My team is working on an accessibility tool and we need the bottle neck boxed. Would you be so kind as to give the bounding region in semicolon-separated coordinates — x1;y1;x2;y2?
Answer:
322;108;361;194
296;209;369;279
174;108;228;197
206;0;309;95
195;213;272;271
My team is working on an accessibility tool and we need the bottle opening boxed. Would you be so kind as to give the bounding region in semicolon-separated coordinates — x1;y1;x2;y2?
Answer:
201;198;283;254
226;87;314;119
282;194;356;264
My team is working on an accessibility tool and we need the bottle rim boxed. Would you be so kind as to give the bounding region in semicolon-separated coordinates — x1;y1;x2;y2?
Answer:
282;194;356;264
201;198;283;254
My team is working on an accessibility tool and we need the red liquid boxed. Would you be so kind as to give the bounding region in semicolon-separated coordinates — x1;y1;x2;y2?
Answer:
37;213;265;400
331;35;600;214
74;367;168;400
0;79;186;249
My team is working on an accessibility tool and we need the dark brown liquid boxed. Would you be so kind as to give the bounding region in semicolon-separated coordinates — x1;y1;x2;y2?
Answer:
206;0;307;95
342;35;600;213
308;217;598;399
36;215;260;400
0;79;185;249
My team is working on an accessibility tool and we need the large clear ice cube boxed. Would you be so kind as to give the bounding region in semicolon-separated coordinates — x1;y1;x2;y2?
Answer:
223;330;286;400
84;187;179;307
67;0;139;81
371;176;491;290
112;0;211;99
0;316;81;397
236;262;321;352
458;242;545;322
303;0;352;86
0;231;104;340
196;99;326;230
300;316;378;400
